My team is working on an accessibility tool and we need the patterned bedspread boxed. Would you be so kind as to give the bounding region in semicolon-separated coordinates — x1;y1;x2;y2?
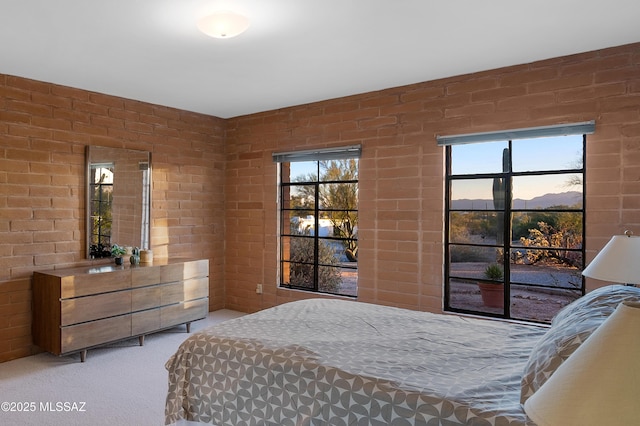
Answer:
165;299;545;425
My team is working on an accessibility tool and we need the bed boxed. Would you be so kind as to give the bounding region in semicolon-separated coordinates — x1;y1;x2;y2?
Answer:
165;285;640;425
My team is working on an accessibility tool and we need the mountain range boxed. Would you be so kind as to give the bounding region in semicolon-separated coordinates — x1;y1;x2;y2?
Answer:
451;191;582;210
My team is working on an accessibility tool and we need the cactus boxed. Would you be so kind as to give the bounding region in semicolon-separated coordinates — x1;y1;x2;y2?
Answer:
492;148;510;251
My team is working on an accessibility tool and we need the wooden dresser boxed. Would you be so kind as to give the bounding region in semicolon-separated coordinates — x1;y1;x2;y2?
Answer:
32;258;209;362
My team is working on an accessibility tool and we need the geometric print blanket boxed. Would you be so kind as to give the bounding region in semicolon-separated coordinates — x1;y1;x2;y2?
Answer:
165;299;545;425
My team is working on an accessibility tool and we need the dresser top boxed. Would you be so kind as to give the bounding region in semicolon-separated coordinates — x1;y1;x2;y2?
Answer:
34;258;207;278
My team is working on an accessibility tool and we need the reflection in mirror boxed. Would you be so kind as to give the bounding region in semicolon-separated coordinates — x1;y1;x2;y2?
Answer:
86;146;151;259
89;163;115;256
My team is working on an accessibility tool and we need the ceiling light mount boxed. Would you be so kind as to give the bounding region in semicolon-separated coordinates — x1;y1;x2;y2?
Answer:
197;11;250;39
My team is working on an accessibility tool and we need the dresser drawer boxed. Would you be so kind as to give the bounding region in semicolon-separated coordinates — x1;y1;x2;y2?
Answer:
160;298;208;329
131;266;161;288
60;269;131;298
160;259;209;283
132;308;161;336
61;291;132;326
132;286;162;311
161;277;209;305
61;314;131;353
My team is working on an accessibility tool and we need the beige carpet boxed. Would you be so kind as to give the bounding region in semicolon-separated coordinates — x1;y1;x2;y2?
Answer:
0;309;244;426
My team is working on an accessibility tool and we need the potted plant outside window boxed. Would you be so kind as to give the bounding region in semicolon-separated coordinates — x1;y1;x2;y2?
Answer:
479;263;504;308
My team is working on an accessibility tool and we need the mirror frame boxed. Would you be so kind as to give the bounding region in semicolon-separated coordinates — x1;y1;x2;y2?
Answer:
85;146;152;259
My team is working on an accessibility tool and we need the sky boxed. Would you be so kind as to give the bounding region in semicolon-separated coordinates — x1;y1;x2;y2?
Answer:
283;135;583;201
290;161;318;180
450;135;583;200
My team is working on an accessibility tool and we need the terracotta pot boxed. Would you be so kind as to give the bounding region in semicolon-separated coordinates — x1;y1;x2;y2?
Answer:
478;282;503;308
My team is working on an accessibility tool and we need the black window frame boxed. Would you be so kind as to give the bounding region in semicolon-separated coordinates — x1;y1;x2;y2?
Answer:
443;134;587;323
277;157;359;297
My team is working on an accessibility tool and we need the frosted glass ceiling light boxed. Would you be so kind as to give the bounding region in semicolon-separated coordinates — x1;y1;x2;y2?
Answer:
197;11;250;39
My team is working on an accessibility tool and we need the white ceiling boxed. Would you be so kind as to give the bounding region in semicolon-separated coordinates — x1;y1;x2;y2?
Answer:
2;1;639;119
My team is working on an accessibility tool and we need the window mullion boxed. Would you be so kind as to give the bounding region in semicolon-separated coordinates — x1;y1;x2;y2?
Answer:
504;143;513;316
314;179;320;292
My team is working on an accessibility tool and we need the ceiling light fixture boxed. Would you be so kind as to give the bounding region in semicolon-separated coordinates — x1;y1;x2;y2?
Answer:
197;11;250;39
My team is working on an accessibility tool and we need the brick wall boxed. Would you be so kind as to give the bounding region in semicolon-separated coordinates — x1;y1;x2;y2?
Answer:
0;76;226;362
224;42;640;314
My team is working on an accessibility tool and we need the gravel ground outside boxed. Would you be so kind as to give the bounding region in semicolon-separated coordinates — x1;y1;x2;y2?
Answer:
336;262;580;323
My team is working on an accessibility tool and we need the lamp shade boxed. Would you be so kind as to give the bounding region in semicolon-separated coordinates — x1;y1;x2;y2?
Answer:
524;301;640;425
582;233;640;284
197;11;250;39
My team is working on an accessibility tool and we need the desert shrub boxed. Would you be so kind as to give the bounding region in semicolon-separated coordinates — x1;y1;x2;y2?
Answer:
520;221;582;267
289;232;342;293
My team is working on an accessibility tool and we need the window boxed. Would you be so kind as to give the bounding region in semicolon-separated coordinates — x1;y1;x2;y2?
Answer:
439;122;593;323
275;146;360;297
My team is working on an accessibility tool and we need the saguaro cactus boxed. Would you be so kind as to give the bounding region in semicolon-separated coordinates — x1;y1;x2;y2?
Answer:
492;148;510;249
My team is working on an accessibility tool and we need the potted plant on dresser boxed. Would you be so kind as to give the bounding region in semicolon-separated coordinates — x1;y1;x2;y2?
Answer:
478;263;504;308
110;244;127;265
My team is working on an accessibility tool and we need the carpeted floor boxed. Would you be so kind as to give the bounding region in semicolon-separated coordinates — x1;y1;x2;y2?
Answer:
0;309;244;426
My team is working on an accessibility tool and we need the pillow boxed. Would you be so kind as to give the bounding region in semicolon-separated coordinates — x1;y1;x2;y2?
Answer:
520;285;640;404
550;284;640;326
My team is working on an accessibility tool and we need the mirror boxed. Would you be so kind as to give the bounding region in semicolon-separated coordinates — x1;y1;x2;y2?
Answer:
86;146;151;259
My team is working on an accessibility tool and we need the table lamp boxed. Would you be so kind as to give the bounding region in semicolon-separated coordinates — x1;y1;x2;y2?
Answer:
581;231;640;286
